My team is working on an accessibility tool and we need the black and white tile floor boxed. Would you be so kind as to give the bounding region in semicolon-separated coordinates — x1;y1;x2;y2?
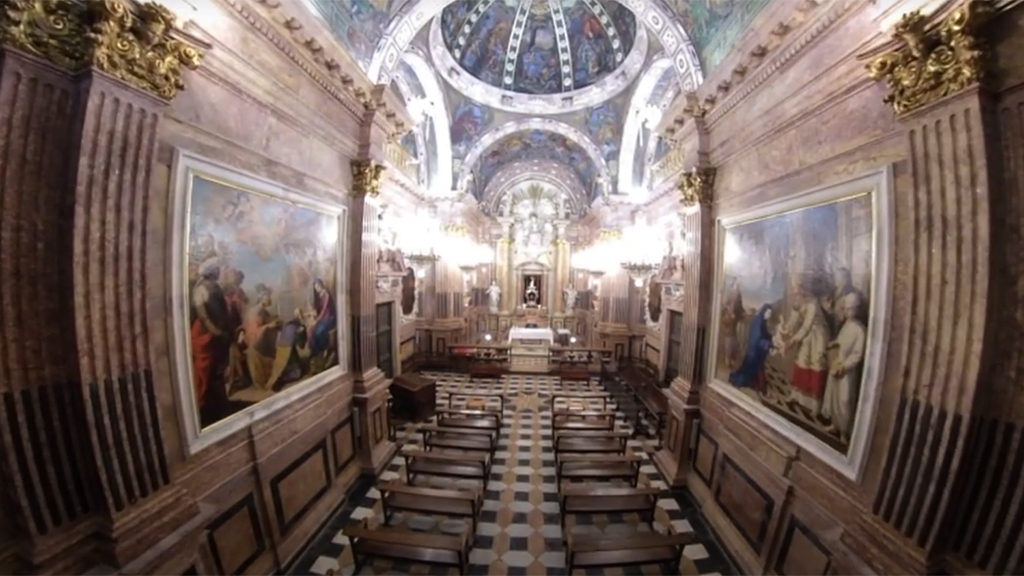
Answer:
287;373;737;576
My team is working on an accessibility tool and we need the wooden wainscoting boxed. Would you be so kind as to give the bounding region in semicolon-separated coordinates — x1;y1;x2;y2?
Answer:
693;429;719;486
715;455;776;554
205;493;266;576
773;515;833;576
330;416;357;475
269;440;332;535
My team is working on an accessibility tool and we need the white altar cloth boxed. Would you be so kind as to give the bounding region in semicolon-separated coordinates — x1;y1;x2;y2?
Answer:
508;327;555;344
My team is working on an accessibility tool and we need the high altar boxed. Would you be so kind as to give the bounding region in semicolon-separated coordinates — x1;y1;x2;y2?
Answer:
487;183;581;370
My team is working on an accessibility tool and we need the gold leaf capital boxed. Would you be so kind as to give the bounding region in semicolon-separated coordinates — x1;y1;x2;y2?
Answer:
677;166;716;206
865;0;991;116
351;159;385;198
0;0;203;100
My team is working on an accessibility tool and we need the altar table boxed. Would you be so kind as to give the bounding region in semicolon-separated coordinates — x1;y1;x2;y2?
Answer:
508;327;555;344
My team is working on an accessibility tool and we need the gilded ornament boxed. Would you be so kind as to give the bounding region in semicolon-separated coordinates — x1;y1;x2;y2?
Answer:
0;0;203;100
866;0;991;115
351;160;385;197
678;166;716;206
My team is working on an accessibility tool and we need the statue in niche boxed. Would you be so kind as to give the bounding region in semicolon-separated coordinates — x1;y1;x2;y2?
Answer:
486;280;501;313
376;207;406;274
564;285;577;313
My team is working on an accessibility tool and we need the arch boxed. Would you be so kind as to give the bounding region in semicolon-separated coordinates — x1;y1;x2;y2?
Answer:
481;160;588;216
458;118;611;197
368;0;703;91
617;55;673;197
428;17;649;115
399;49;454;194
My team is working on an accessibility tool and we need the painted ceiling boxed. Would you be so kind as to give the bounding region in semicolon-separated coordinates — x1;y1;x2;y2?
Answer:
475;130;598;196
440;0;637;95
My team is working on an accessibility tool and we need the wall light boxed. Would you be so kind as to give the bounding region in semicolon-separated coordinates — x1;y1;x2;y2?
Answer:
484;333;492;342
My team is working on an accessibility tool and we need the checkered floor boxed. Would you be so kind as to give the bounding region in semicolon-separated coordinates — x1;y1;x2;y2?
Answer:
288;373;736;576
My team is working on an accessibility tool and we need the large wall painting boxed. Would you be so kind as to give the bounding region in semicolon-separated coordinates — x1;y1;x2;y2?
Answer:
476;129;597;195
707;168;893;480
666;0;770;70
171;152;347;453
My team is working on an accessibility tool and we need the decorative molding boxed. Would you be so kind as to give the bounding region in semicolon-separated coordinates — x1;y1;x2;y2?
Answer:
352;160;386;197
677;167;716;206
863;0;991;116
482;160;588;216
228;0;408;137
427;16;648;115
0;0;203;100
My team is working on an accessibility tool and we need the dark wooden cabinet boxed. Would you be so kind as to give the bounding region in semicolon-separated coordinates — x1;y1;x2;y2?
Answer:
389;373;436;422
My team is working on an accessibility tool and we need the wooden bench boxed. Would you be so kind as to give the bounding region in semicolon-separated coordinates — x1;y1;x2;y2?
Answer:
630;381;667;448
552;411;616;432
436;408;503;432
554;430;629;456
420;425;497;455
550;392;610;413
378;481;482;532
558;486;661;529
564;532;692;574
556;454;641;487
404;449;491;487
467;358;507;381
345;518;471;574
447;392;506;414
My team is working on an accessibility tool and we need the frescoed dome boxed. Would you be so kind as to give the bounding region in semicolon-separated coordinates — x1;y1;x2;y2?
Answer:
440;0;637;95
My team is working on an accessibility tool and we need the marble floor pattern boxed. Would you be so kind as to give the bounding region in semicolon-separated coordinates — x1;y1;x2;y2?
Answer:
288;373;737;576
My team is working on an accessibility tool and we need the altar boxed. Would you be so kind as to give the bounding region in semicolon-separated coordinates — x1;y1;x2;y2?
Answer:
508;326;554;344
507;325;554;373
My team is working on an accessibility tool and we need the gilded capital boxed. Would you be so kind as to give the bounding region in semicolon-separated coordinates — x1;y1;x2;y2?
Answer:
677;166;716;206
865;0;990;116
1;0;203;100
350;159;385;197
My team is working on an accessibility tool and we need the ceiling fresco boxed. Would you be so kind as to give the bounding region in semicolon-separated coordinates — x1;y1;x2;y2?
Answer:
475;130;598;197
441;0;637;95
309;0;404;67
666;0;771;70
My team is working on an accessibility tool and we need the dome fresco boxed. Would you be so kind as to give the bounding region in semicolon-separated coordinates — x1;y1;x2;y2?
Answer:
476;130;599;196
441;0;637;95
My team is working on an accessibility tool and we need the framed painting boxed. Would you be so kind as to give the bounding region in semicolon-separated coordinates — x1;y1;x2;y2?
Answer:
706;167;893;480
170;151;348;454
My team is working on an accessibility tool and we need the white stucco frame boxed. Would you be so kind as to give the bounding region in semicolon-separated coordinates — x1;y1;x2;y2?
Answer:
399;49;454;193
618;55;673;195
169;150;349;455
705;166;894;482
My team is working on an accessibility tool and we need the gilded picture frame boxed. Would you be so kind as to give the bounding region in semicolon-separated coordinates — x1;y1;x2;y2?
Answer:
705;167;893;481
169;151;348;455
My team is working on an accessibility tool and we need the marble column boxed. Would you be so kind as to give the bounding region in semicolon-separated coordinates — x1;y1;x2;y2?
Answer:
348;158;397;475
497;217;514;314
553;220;570;314
0;2;203;571
654;168;715;488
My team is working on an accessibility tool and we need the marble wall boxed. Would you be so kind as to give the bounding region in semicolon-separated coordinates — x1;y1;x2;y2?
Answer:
646;1;1024;574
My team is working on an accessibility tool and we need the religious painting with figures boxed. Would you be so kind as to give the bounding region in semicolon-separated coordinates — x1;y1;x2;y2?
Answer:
182;172;342;431
712;191;877;457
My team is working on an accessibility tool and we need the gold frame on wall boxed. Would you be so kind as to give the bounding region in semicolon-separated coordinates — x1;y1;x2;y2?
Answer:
169;150;348;455
705;167;894;481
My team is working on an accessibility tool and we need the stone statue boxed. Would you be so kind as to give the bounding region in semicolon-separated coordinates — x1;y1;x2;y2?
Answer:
500;194;512;217
564;285;578;313
486;280;501;313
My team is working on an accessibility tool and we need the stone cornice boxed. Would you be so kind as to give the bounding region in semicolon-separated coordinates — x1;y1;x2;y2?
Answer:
219;0;411;137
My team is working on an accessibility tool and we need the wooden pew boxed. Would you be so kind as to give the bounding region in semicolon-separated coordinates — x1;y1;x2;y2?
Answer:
552;411;616;432
550;392;610;413
564;531;692;574
554;430;629;456
556;453;642;487
378;482;482;532
558;486;661;529
403;449;491;487
420;425;497;455
447;391;506;414
436;408;503;432
467;358;507;381
345;518;471;574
